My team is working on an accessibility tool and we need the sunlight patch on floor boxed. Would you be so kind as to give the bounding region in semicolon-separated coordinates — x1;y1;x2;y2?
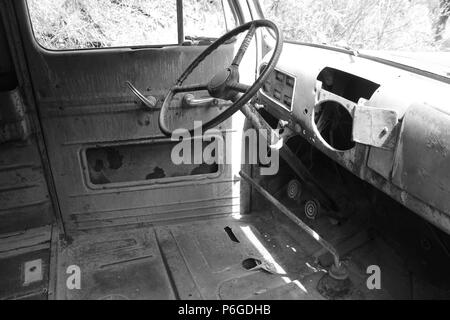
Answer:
240;225;308;293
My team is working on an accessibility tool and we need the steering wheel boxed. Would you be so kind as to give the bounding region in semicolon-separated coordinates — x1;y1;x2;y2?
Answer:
158;19;283;136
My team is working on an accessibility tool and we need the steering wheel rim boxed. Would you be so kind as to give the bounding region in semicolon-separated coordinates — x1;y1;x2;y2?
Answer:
159;19;283;136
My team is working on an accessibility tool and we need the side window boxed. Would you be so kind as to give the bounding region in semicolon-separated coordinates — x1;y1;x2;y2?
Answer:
26;0;235;50
183;0;232;40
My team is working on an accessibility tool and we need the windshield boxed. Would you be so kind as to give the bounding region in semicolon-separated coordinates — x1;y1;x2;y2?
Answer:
261;0;450;76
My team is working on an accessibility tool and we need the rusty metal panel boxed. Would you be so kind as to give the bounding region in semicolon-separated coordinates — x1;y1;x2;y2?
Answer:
83;141;219;187
0;1;54;236
0;248;50;299
15;1;241;232
55;228;175;300
367;147;395;180
392;103;450;215
352;105;398;150
0;139;53;234
0;88;29;143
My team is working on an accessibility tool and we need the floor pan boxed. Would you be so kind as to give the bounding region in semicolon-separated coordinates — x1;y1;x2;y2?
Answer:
155;218;321;300
55;228;176;300
54;210;448;300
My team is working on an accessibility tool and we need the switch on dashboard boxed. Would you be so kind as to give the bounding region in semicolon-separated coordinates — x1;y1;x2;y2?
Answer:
273;89;282;101
276;71;285;82
286;76;295;88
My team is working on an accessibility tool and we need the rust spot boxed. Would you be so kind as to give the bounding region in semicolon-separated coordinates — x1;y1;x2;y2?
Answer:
137;112;151;126
90;172;111;185
106;148;123;170
426;133;448;157
146;167;166;180
93;159;104;172
191;164;218;175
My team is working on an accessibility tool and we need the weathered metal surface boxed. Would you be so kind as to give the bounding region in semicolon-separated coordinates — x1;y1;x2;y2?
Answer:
0;88;25;121
259;42;450;234
0;225;51;256
240;103;339;211
55;228;175;300
159;216;318;299
0;247;50;299
239;170;342;269
1;0;63;235
84;141;218;187
0;88;29;143
392;103;450;215
13;0;246;232
0;13;29;144
352;104;398;150
365;169;450;235
0;1;55;301
367;147;395;180
0;139;53;234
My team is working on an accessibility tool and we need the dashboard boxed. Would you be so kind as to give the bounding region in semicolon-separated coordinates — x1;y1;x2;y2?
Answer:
260;65;296;112
257;42;450;235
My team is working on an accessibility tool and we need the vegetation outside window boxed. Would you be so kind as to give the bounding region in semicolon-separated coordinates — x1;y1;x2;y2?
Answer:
261;0;450;52
26;0;234;50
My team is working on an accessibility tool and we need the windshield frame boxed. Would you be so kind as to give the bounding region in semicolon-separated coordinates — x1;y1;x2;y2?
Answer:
251;0;450;83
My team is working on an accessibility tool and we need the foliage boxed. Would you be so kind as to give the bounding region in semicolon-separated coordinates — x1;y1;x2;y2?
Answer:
27;0;448;51
262;0;447;51
27;0;227;49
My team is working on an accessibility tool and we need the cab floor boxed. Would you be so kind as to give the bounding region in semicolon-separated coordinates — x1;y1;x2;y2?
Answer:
54;210;450;300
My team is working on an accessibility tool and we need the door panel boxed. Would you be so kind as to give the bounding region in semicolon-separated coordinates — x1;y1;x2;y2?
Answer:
15;0;241;233
0;8;53;235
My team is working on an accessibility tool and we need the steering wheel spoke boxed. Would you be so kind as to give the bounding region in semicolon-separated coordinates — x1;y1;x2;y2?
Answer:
231;23;256;67
227;82;250;94
182;94;232;109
